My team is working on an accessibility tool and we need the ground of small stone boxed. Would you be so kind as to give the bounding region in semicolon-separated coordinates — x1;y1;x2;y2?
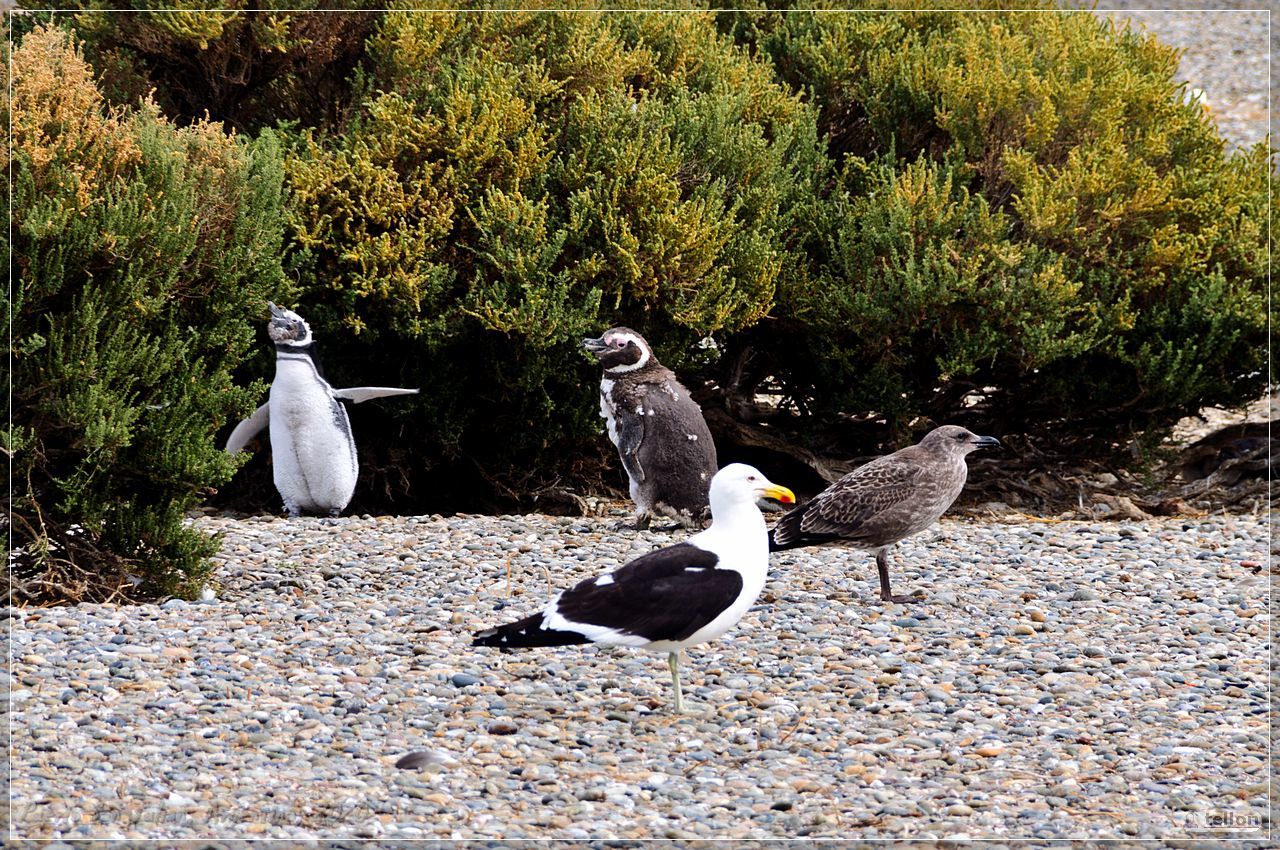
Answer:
9;509;1270;840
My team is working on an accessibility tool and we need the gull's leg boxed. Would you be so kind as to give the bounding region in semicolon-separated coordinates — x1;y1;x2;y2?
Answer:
668;651;684;713
876;547;924;604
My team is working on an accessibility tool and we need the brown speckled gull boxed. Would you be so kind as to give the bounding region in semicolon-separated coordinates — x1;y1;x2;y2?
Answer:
769;425;1000;603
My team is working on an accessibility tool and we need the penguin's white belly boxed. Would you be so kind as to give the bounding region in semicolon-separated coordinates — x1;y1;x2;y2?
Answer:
599;379;621;447
269;366;357;514
599;379;649;512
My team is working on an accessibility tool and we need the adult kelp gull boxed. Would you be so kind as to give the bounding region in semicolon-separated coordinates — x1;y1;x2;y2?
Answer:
769;425;1000;604
473;464;795;713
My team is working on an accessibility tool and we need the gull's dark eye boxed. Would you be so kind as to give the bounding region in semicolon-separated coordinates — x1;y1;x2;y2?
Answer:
955;433;967;442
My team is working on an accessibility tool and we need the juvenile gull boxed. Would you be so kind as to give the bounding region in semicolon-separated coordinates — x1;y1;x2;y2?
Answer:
583;327;718;530
769;425;1000;604
472;464;795;713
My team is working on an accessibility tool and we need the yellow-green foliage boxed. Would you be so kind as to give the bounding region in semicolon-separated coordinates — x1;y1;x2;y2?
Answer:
278;8;824;482
742;6;1269;428
39;1;380;131
6;25;285;603
35;5;1272;515
288;9;810;342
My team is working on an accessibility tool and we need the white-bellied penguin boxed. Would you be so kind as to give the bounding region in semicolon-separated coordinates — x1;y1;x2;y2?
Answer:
224;302;418;517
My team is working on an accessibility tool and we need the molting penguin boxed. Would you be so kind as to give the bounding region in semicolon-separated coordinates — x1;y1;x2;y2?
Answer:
225;302;418;517
583;327;718;530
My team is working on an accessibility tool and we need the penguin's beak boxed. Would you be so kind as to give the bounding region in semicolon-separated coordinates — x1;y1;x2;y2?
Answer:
757;483;796;505
582;337;608;355
973;435;1002;450
268;301;285;318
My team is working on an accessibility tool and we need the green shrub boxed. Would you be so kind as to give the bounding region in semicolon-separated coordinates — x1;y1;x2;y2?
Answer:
5;25;286;602
271;8;824;507
26;3;380;132
730;6;1269;438
42;5;1271;514
265;5;1265;503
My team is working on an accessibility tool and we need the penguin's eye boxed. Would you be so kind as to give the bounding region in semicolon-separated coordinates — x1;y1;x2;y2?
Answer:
611;338;626;348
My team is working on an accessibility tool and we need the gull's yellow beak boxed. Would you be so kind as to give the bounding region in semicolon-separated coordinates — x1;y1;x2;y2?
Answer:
758;483;796;505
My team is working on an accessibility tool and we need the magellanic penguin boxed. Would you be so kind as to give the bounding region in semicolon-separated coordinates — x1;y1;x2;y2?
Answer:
224;302;419;518
583;327;718;530
473;464;795;713
768;425;1001;603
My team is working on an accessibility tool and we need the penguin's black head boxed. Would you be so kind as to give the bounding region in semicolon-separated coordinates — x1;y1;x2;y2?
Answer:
583;327;654;374
267;302;313;348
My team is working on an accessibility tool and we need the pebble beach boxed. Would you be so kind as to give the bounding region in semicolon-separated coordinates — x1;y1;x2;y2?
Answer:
9;510;1271;840
8;5;1273;843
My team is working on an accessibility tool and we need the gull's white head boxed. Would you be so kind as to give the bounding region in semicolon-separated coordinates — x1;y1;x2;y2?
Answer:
708;463;795;517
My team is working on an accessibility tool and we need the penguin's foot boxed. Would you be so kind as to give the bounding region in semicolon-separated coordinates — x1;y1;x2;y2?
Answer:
282;501;301;519
612;518;647;532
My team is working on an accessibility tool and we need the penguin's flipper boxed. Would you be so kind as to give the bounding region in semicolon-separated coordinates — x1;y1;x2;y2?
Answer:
332;387;420;404
225;402;270;454
617;414;646;484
